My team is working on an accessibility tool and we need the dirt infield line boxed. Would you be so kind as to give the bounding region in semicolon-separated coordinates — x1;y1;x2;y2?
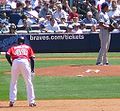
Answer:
0;99;120;111
1;57;120;61
0;57;95;61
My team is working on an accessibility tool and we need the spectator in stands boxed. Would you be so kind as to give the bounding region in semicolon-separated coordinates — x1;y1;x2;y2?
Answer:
49;0;57;12
39;2;52;18
65;1;79;21
53;3;68;23
16;1;24;13
31;0;39;9
91;24;97;32
68;6;80;21
81;11;98;32
0;0;11;11
106;0;112;10
45;17;61;33
117;0;120;9
9;23;17;34
17;14;32;26
6;0;17;9
80;22;86;30
0;21;9;33
117;0;120;4
72;23;83;34
42;12;52;26
90;0;98;19
17;15;32;33
59;16;68;25
58;16;68;32
71;16;81;25
34;0;43;13
23;5;39;24
0;0;6;5
108;0;120;24
9;1;23;25
82;11;98;24
80;22;94;33
78;0;98;19
24;0;32;11
0;12;9;25
66;24;73;33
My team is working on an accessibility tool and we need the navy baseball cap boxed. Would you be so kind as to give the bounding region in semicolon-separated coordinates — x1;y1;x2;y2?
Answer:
18;36;25;44
101;2;109;10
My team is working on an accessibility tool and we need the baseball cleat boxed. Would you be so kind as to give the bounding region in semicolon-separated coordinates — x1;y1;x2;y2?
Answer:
103;63;109;66
105;63;109;65
29;103;36;107
9;101;14;107
96;62;103;66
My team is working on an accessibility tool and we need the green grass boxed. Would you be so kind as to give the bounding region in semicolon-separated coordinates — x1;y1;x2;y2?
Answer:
37;76;120;99
35;59;97;68
0;74;10;100
1;75;120;100
34;52;120;58
1;52;120;58
1;59;120;70
1;52;120;100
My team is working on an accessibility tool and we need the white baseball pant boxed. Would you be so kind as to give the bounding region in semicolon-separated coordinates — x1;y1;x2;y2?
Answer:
96;29;111;64
9;58;35;104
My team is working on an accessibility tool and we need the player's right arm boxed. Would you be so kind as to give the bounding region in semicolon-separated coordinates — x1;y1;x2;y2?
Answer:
6;53;12;66
29;47;35;72
5;47;13;66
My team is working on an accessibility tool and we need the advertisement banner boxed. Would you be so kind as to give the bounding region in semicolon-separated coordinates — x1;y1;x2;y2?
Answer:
0;33;119;53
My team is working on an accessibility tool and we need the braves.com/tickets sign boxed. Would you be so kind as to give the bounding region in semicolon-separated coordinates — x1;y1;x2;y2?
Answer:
1;33;120;53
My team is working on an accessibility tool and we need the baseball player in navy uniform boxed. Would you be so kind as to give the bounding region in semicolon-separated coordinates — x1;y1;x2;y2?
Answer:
6;36;36;107
96;2;111;65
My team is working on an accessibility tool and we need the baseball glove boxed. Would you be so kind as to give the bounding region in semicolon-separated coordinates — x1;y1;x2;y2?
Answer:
109;24;115;32
108;19;118;32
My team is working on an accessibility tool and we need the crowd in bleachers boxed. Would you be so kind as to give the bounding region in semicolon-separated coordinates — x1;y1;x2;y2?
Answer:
0;0;120;34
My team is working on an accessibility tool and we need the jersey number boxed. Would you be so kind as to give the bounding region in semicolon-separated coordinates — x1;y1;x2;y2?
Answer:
15;49;28;56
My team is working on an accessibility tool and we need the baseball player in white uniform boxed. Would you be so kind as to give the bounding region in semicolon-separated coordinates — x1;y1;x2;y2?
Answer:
6;36;36;107
96;2;111;65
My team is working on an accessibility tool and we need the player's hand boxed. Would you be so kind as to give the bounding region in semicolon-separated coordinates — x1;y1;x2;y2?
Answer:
10;63;12;66
31;71;35;80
